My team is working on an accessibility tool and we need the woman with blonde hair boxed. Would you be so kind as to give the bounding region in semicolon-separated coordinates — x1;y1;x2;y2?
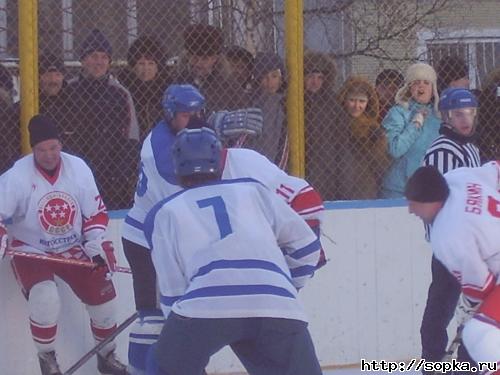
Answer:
381;62;441;198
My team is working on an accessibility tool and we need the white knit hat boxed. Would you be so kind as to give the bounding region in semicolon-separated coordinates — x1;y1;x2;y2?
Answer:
395;62;439;112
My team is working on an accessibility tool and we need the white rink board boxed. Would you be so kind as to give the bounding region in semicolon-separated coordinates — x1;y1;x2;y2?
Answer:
0;200;443;374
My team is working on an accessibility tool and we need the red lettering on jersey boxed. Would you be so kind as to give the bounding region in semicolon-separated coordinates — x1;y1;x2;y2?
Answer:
465;182;482;215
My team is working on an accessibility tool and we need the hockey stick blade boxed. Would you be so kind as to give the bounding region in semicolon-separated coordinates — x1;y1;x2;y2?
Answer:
62;311;139;375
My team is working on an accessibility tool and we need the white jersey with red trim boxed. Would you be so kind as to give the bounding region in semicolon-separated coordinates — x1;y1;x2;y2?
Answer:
0;152;108;254
123;143;324;249
431;161;500;302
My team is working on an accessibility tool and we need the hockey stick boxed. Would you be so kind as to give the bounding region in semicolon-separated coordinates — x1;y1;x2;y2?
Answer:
5;249;132;274
62;311;139;375
431;325;464;375
442;324;464;362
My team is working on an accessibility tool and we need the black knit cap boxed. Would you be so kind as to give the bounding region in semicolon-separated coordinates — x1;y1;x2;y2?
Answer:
405;166;450;203
39;53;65;74
29;114;60;147
184;24;224;56
80;29;113;60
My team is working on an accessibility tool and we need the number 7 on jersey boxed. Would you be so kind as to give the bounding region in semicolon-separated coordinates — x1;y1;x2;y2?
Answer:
197;196;233;239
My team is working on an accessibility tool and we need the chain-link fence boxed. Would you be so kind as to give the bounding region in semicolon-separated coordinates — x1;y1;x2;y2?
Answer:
1;0;499;207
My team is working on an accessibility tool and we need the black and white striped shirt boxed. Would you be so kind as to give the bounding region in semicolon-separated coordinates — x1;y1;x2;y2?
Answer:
423;135;481;173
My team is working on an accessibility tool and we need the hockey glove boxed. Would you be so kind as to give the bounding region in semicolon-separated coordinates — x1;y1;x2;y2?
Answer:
83;239;117;276
455;293;480;326
208;108;263;140
0;222;7;259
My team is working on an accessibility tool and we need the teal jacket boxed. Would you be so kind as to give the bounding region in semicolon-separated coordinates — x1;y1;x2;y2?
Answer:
381;100;440;198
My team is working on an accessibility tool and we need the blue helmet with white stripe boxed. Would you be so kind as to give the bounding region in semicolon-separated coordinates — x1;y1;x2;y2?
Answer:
162;84;205;119
172;127;222;178
438;88;478;111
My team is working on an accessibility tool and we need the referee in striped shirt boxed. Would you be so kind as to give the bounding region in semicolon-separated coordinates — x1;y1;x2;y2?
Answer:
420;88;480;374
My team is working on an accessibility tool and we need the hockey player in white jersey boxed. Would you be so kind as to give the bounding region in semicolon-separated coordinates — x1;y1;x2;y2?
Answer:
0;115;127;375
405;163;500;372
143;127;322;375
122;84;325;374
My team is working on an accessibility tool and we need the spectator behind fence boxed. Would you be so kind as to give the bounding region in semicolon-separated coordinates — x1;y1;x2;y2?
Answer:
436;55;469;94
376;69;404;122
174;23;248;113
381;62;441;198
117;35;172;142
59;29;140;210
225;45;254;94
38;53;67;122
0;63;19;174
477;66;500;161
337;76;389;199
303;51;352;201
244;52;288;166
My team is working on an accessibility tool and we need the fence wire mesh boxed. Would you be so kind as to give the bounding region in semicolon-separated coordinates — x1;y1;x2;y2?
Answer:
0;0;499;206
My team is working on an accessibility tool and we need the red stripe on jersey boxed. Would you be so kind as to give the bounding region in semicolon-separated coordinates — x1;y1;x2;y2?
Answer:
276;188;291;201
291;187;324;214
35;161;61;185
279;184;295;194
478;285;500;323
30;319;57;343
462;272;496;301
83;212;109;233
220;148;228;172
91;322;117;341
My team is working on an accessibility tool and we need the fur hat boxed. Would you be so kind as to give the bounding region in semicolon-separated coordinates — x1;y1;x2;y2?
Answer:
184;24;224;56
405;166;449;202
80;29;113;60
127;35;164;68
395;62;439;112
337;76;379;120
304;51;337;90
29;115;60;147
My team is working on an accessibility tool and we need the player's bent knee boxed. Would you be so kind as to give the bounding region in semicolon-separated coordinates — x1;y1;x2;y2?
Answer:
28;280;60;324
129;309;165;374
86;298;117;329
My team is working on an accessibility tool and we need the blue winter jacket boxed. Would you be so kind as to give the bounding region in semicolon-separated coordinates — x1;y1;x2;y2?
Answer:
381;100;440;198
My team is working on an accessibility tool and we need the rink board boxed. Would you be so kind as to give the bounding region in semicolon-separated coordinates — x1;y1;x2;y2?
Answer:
0;199;443;374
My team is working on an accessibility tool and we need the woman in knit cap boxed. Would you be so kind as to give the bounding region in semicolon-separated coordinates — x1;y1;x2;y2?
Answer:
244;52;288;167
303;51;349;201
337;76;389;199
118;35;172;141
381;62;441;198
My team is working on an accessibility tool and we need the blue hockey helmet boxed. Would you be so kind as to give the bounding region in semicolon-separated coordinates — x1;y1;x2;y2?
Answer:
172;127;222;178
438;88;478;112
162;84;205;119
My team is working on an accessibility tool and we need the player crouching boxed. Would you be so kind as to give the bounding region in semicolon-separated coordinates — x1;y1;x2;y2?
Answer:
405;163;500;374
143;127;323;375
0;115;127;375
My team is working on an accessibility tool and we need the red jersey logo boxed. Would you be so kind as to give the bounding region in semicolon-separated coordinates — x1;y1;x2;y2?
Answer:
38;191;77;235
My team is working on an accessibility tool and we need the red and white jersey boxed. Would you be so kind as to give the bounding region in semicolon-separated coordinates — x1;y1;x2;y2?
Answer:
0;152;108;254
123;146;324;248
431;161;500;302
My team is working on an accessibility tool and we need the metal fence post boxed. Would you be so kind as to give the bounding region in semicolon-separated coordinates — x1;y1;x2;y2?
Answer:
18;0;38;154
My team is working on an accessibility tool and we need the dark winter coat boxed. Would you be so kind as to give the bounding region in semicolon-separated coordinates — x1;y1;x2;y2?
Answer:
58;74;140;209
